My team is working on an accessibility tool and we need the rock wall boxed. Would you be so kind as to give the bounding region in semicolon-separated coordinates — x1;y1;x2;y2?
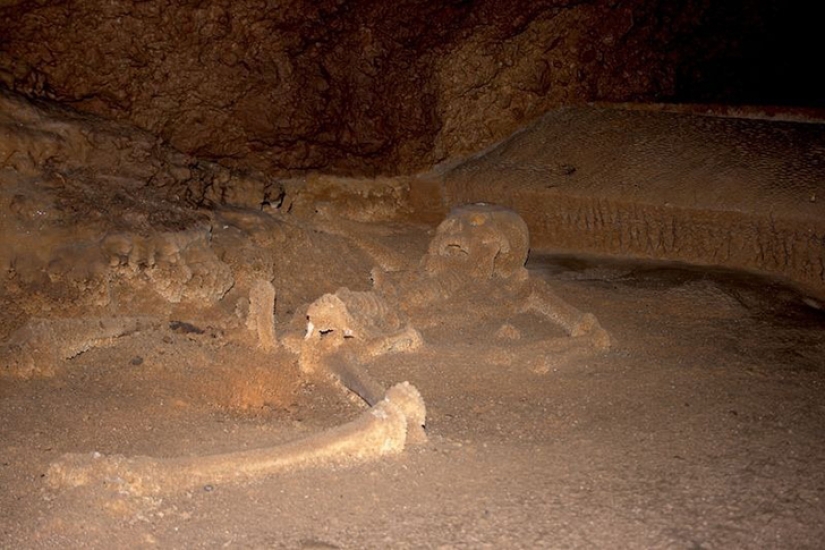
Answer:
0;0;790;176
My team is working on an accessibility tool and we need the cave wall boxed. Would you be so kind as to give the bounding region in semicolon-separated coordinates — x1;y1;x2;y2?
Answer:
0;0;795;177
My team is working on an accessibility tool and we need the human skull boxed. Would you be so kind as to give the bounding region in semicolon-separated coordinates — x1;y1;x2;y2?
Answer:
423;203;530;280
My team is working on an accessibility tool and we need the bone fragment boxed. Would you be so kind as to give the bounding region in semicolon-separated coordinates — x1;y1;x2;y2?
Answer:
0;316;159;378
327;356;388;406
523;284;612;349
46;382;426;496
246;279;278;350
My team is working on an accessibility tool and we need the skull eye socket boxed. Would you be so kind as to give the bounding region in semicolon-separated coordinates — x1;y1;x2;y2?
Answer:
444;244;469;257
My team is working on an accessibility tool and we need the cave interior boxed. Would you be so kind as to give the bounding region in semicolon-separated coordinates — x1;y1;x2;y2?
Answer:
1;1;825;548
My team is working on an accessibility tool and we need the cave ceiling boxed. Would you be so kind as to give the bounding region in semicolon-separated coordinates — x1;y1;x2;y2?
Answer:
0;0;817;177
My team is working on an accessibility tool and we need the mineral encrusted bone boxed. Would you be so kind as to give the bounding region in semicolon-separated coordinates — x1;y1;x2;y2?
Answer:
41;203;610;498
299;287;423;404
247;279;279;351
46;382;425;497
0;316;159;378
302;289;422;369
316;203;612;373
295;203;610;424
423;202;530;280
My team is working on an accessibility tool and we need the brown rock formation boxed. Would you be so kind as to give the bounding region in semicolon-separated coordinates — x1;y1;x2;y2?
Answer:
0;0;794;177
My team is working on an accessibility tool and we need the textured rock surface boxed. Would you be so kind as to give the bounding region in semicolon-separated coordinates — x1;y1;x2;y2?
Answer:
0;85;387;341
0;0;800;176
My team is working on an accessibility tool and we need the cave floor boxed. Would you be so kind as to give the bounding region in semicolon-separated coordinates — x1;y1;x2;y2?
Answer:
2;252;824;549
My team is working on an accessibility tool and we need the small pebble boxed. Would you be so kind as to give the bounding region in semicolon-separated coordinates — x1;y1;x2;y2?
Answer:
203;484;214;492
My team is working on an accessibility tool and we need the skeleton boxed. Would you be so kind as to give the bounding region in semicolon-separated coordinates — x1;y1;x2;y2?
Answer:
401;203;610;347
299;203;611;401
44;203;610;496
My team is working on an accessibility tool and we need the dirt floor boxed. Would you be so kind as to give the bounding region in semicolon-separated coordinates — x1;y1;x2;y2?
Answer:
2;249;824;548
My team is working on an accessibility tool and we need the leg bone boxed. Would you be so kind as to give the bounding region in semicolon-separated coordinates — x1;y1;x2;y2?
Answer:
46;382;426;497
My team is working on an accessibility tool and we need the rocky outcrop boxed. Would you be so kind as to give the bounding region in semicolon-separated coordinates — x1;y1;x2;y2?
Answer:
0;0;791;176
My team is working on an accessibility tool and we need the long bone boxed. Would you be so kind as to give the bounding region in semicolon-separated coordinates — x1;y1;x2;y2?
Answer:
521;278;613;349
47;381;426;497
